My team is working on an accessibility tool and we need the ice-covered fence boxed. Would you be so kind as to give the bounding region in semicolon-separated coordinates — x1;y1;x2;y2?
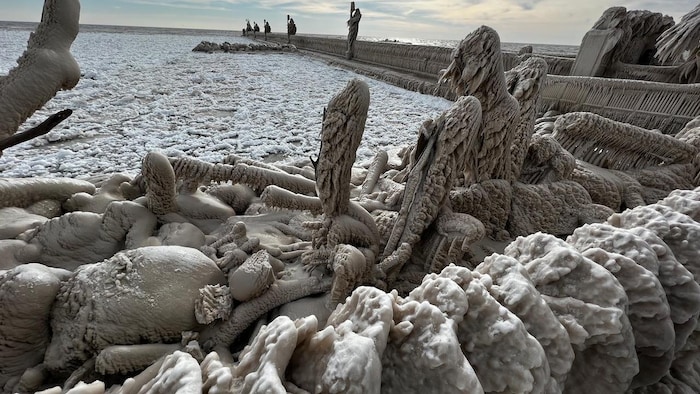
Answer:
540;75;700;133
607;62;686;83
264;33;573;80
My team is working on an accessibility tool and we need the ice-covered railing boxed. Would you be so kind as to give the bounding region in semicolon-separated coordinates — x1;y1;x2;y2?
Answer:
608;62;684;83
265;33;347;57
540;75;700;133
503;53;574;75
263;32;573;81
264;32;453;79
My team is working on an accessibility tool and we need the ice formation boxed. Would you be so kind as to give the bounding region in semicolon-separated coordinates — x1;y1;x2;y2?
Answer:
2;1;700;393
0;0;81;140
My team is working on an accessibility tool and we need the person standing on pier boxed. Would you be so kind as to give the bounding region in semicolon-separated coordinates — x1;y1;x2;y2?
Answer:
287;15;297;43
347;2;361;60
264;20;271;40
253;21;260;38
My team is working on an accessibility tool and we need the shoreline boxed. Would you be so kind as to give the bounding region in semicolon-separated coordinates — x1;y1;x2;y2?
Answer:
0;20;579;54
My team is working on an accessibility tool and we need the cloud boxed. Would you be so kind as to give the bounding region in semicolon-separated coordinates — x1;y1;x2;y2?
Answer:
625;0;697;13
123;0;230;11
516;0;545;11
116;0;698;32
22;0;698;45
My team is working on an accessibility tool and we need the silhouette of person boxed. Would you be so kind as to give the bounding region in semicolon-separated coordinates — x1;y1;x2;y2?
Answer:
288;18;297;36
264;21;271;34
253;22;260;32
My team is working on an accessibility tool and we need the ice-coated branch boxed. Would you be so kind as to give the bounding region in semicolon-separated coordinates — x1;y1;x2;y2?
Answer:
552;112;697;170
167;155;317;195
95;344;180;375
259;186;378;247
224;154;316;179
360;150;388;195
233;162;318;195
200;276;332;350
0;109;72;153
0;0;81;139
0;177;95;209
260;185;323;214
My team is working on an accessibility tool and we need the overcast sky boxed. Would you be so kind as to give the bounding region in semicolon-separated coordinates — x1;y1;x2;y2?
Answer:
2;0;697;45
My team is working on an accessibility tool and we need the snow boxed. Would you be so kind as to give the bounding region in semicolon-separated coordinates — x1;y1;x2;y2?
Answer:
0;30;453;179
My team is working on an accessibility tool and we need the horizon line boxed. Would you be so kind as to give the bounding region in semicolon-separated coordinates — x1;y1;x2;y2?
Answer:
0;20;580;48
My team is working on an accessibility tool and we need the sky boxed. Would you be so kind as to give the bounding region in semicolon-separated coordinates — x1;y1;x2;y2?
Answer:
1;0;697;45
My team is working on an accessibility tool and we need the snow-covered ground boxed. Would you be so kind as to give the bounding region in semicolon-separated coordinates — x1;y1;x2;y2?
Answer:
0;29;453;178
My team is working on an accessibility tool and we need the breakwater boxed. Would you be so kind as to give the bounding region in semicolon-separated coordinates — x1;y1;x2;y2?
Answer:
263;32;574;82
259;33;698;133
262;32;577;103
